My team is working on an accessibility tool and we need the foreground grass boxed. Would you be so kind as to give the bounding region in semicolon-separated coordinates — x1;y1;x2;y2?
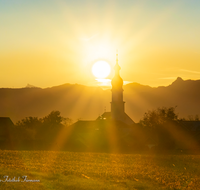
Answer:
0;150;199;189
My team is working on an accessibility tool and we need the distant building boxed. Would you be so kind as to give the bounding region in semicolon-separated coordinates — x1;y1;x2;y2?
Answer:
75;52;134;127
97;51;134;125
0;117;14;140
0;117;15;149
67;53;138;152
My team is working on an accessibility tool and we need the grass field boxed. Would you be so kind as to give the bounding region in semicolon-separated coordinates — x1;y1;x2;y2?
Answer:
0;150;199;189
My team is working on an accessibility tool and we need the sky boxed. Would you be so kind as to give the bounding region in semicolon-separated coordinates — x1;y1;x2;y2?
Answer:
0;0;200;88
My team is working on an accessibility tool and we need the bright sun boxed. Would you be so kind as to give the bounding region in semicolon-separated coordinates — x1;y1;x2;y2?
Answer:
92;60;111;78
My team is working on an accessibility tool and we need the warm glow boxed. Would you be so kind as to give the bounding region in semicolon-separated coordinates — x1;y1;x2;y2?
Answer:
92;61;111;79
0;1;200;88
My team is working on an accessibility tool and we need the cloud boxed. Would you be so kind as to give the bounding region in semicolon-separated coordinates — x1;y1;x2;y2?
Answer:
124;81;133;85
87;79;133;89
95;79;111;86
159;77;177;80
180;69;200;74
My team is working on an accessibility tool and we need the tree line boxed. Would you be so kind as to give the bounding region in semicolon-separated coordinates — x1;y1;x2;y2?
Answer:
15;111;72;143
13;107;200;151
139;106;200;150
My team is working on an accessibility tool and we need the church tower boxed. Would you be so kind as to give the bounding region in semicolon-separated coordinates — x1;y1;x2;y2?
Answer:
97;51;134;125
111;51;125;120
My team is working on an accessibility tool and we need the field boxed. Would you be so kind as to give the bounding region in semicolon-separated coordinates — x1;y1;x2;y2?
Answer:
0;150;199;189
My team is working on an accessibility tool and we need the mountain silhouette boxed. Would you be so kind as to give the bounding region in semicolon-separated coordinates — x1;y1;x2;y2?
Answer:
25;84;40;88
0;77;200;123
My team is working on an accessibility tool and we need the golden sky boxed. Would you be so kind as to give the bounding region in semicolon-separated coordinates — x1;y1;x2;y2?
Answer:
0;0;200;88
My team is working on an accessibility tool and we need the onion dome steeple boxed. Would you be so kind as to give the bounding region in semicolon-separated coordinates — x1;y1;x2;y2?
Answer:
111;50;123;90
111;51;125;117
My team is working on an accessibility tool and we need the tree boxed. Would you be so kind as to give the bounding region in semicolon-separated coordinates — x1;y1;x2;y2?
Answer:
16;116;42;128
139;106;178;149
16;111;72;128
42;111;64;128
15;117;42;140
15;111;72;141
139;106;178;130
186;114;200;121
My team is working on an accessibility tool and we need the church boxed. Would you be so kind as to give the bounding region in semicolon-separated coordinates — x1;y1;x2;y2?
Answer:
66;53;140;153
97;52;134;125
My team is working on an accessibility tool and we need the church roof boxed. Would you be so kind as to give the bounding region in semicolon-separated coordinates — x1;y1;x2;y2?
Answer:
70;118;132;129
96;111;135;126
70;120;97;130
67;118;146;153
96;112;112;120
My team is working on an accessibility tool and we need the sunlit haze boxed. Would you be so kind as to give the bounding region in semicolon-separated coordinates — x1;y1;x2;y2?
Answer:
0;0;200;88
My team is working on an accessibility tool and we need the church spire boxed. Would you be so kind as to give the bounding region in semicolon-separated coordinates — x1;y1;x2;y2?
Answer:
99;51;134;125
111;51;125;117
114;50;121;76
111;50;123;90
116;49;119;65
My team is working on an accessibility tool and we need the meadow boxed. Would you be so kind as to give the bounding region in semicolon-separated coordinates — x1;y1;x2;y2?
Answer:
0;150;199;190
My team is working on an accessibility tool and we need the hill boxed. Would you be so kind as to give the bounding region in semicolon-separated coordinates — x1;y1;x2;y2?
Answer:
0;77;200;123
124;77;200;122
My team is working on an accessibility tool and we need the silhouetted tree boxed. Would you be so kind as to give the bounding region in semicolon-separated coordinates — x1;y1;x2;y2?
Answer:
15;117;42;141
186;114;200;121
62;117;73;127
139;106;178;130
16;111;71;129
42;111;64;128
16;116;42;128
15;111;72;142
139;106;178;149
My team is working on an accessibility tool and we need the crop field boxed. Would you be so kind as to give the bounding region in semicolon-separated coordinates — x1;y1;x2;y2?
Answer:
0;150;199;189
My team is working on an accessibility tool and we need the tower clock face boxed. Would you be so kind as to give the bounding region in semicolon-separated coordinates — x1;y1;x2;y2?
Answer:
92;60;111;79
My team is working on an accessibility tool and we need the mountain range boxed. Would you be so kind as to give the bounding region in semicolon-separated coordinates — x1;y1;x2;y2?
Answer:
0;77;200;124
